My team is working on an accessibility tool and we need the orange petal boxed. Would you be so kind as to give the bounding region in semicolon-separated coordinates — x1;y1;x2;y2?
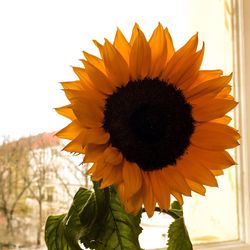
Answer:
149;23;168;78
122;160;142;199
61;80;85;91
125;190;143;214
211;169;224;176
188;145;236;170
83;60;115;95
117;182;126;203
162;166;191;196
212;115;232;125
142;172;156;218
114;27;131;64
102;39;129;86
100;162;123;189
81;127;110;145
193;69;223;83
186;74;232;100
82;51;106;74
178;44;205;85
162;33;198;82
72;67;92;85
91;160;108;181
130;23;140;45
186;179;206;195
192;99;238;122
87;164;97;175
171;191;184;205
56;120;83;140
180;69;223;90
71;100;103;128
93;40;104;57
176;155;218;187
84;143;108;163
55;105;76;120
164;27;175;63
102;146;123;165
63;130;86;153
149;170;170;210
166;45;205;86
130;29;151;80
191;123;239;150
218;85;232;97
199;122;239;140
63;89;105;108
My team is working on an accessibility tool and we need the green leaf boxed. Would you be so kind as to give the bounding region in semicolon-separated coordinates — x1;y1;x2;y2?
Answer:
45;187;94;250
167;202;193;250
64;188;94;250
79;182;109;230
45;182;143;250
167;201;183;219
80;183;142;250
79;182;110;249
45;214;71;250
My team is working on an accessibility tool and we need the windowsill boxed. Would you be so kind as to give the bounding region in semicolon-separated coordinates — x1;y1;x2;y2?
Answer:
147;241;250;250
194;241;250;250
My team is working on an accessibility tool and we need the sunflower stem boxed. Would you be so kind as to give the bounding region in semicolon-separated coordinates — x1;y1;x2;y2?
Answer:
141;206;180;219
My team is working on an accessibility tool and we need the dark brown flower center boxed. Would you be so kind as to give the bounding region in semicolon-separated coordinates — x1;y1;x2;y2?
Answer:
103;78;195;171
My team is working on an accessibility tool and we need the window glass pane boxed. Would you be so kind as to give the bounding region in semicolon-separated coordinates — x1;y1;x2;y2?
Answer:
140;0;238;248
184;0;238;244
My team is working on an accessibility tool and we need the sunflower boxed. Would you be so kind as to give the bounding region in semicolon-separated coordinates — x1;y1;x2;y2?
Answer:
56;23;239;217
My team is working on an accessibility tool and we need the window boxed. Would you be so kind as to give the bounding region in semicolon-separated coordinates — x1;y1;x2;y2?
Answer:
195;0;250;249
45;186;54;202
1;0;249;249
140;0;250;249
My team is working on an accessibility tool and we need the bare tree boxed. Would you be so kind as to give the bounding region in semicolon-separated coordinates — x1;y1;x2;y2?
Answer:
27;135;90;246
0;133;91;247
27;136;60;246
0;137;33;240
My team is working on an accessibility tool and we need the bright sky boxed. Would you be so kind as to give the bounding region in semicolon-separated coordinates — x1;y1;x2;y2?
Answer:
0;0;191;141
0;0;229;142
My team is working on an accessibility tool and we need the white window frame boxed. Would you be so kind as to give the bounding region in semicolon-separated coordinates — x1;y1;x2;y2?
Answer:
193;0;250;249
153;1;250;249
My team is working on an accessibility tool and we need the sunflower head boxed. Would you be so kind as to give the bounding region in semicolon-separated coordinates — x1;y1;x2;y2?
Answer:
56;23;239;217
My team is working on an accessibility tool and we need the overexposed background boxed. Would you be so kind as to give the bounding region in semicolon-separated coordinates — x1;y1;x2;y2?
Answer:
0;0;231;139
0;0;191;140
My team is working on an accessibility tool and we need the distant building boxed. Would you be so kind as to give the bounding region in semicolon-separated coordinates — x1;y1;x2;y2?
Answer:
0;132;91;247
27;132;91;211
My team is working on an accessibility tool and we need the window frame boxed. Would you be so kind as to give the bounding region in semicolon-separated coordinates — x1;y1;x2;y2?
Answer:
153;0;250;249
194;0;250;249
